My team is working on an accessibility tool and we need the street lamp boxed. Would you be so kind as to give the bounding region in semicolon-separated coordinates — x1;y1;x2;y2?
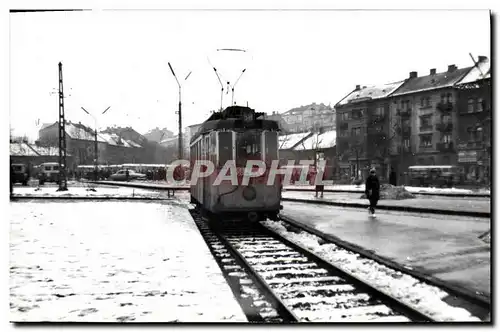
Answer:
81;106;111;181
168;62;191;160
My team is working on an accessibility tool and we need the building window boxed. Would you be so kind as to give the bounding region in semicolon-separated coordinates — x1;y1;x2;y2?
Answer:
477;98;483;112
442;114;451;123
446;93;453;103
403;138;410;147
420;135;433;147
352;127;361;136
342;112;349;121
420;97;431;107
374;106;385;117
467;127;482;142
352;109;365;119
420;115;432;128
441;93;446;104
468;98;475;113
443;134;452;143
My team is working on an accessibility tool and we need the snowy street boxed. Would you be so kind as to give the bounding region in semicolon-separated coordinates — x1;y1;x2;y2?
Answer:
9;200;246;322
281;191;490;214
280;201;490;298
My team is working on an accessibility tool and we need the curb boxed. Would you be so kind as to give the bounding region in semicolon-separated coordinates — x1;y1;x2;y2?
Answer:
10;196;170;201
283;188;490;198
282;197;490;218
279;214;491;310
91;181;190;191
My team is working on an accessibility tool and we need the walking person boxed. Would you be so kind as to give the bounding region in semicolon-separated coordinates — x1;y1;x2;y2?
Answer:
365;168;380;217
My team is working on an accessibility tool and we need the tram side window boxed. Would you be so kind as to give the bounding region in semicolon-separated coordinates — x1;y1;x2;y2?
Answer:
210;132;217;164
218;131;233;167
237;131;262;166
265;131;278;164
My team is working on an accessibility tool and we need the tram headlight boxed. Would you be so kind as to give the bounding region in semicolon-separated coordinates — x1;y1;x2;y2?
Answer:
242;186;257;201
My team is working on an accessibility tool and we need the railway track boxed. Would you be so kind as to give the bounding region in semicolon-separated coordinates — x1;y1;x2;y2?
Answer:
190;209;435;323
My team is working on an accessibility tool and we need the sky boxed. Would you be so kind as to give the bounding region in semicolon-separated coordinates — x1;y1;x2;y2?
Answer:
9;9;490;140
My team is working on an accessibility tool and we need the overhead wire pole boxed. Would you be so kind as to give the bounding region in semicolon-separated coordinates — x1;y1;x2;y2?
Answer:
168;62;191;160
57;62;68;191
81;106;111;181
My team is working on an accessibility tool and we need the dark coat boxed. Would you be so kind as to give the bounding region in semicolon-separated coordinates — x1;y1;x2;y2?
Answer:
365;174;380;199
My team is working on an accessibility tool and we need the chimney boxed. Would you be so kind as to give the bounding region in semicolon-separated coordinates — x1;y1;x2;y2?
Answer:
430;68;436;75
478;55;488;62
409;71;418;78
447;64;457;72
355;85;361;90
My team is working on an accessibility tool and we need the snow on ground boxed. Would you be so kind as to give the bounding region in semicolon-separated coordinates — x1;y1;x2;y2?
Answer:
284;184;490;195
260;220;482;322
12;185;170;199
10;201;246;322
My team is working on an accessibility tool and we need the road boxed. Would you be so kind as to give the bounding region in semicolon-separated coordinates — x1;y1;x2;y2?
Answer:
280;201;491;298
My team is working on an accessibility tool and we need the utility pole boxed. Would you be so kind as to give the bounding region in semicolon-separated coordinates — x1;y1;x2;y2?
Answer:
81;106;110;181
57;62;68;191
168;62;191;160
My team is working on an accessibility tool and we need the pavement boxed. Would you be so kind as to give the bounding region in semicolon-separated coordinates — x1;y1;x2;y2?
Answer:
280;201;491;300
282;191;490;216
9;199;247;322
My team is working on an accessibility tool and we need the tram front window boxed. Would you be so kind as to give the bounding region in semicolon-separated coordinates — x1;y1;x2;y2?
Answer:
237;131;262;166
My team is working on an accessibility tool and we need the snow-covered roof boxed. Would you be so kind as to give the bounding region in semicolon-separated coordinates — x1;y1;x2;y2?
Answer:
337;81;404;106
98;132;140;148
98;132;120;146
124;139;142;148
65;123;107;143
457;58;490;85
391;67;471;97
279;132;311;150
29;145;61;156
10;143;39;156
294;130;336;151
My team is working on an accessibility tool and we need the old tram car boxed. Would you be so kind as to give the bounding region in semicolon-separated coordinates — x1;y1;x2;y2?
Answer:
190;105;281;222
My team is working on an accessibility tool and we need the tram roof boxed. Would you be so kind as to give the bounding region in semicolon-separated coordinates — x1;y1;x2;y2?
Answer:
190;105;279;144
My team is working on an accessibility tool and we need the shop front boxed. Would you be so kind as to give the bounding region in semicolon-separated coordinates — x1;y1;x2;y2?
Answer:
457;149;488;185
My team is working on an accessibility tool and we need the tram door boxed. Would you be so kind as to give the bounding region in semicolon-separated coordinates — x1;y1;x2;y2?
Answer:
218;131;234;207
203;135;210;206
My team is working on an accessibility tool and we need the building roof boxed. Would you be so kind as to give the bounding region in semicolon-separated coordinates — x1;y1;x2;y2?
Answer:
98;132;141;148
279;132;311;150
65;123;107;143
391;67;472;96
456;57;490;85
294;130;336;151
282;103;333;115
337;81;405;106
10;143;40;156
30;145;61;156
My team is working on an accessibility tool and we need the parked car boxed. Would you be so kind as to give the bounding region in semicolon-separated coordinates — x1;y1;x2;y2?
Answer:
38;162;60;185
11;163;29;186
108;169;146;181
